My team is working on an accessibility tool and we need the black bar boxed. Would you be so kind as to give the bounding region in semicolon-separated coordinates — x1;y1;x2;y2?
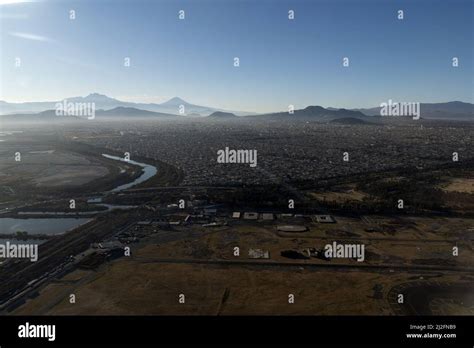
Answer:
0;316;472;346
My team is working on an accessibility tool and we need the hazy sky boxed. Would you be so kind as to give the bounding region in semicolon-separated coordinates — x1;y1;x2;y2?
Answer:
1;0;472;112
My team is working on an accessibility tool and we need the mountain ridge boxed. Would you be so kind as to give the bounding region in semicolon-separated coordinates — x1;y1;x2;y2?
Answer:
1;94;472;121
0;93;255;117
352;101;474;120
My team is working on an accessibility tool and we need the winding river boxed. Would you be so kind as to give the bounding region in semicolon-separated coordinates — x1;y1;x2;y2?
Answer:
102;154;157;192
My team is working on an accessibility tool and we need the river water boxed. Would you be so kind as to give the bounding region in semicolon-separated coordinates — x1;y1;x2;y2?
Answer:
102;154;157;192
0;218;91;235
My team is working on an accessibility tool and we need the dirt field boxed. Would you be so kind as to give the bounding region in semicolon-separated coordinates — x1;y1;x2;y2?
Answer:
0;146;117;190
310;184;367;203
13;258;473;315
0;134;145;211
440;178;474;194
13;215;474;315
9;260;407;315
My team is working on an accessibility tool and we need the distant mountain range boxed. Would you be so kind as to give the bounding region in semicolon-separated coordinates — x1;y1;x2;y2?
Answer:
0;93;255;117
1;93;472;122
2;106;177;121
350;101;474;120
98;107;175;118
258;102;472;121
207;111;237;119
256;106;369;121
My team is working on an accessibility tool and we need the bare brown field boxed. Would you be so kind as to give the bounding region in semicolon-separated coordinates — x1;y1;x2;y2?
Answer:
438;177;474;212
8;261;420;315
13;215;474;316
0;145;111;189
310;184;368;203
440;178;474;194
